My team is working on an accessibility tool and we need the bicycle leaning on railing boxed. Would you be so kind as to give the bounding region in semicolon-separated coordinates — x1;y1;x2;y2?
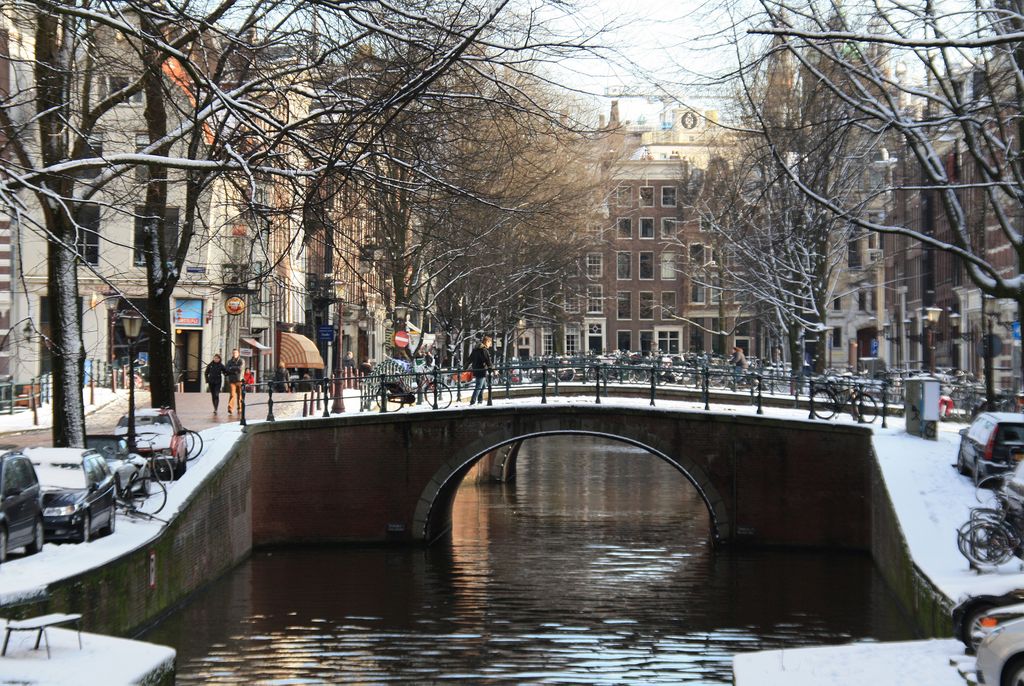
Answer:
809;376;879;423
957;478;1023;567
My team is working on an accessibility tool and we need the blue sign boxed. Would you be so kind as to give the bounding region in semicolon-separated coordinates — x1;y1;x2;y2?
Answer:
317;325;335;342
173;298;204;328
1014;321;1021;341
136;352;149;365
870;338;879;356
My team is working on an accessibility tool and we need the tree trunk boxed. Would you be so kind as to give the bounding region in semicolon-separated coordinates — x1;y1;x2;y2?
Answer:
47;219;87;448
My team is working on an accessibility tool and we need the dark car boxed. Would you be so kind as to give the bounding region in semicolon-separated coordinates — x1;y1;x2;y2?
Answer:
957;412;1024;486
28;448;116;543
0;451;44;564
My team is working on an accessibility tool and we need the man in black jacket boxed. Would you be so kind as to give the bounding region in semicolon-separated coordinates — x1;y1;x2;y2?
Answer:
467;336;493;406
204;353;227;414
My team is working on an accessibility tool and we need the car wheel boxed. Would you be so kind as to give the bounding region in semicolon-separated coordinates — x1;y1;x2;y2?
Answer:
80;511;92;543
962;601;997;653
0;526;7;565
100;507;116;537
24;517;44;555
1002;655;1024;686
957;448;970;476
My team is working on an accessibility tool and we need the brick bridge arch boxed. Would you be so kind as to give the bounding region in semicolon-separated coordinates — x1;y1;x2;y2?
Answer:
247;404;875;549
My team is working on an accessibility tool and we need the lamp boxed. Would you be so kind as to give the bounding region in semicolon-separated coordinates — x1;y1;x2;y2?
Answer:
394;304;409;323
925;306;942;325
121;312;143;453
923;306;942;373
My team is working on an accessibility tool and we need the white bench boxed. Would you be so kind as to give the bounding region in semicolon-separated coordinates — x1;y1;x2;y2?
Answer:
2;613;82;658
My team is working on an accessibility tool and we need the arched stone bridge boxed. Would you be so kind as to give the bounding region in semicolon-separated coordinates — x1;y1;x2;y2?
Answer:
243;404;876;549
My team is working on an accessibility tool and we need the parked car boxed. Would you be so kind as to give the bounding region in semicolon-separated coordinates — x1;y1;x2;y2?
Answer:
27;448;116;543
976;614;1024;685
0;451;44;563
114;407;187;480
954;596;1024;653
957;412;1024;486
84;434;149;496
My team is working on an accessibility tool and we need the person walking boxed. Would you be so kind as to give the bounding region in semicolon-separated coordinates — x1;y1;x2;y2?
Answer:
273;363;291;393
204;353;227;414
225;348;244;415
467;336;493;406
729;345;747;390
342;351;357;387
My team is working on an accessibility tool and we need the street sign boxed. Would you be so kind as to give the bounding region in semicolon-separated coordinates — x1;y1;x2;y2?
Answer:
393;330;410;348
317;325;335;342
983;333;1004;357
1014;321;1021;341
870;338;879;356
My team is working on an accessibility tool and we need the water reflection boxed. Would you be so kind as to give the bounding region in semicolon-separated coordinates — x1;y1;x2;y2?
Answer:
144;435;915;683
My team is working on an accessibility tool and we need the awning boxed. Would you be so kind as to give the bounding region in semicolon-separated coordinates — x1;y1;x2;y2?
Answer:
279;332;324;369
242;337;273;355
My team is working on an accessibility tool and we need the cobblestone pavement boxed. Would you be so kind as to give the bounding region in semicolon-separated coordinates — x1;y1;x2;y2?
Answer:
0;389;312;450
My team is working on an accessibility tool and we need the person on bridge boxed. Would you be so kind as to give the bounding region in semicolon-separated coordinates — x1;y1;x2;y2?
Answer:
729;345;747;390
225;349;244;415
204;354;227;414
468;336;493;406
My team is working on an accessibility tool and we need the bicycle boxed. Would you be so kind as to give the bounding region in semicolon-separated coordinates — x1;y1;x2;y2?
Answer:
113;459;168;516
957;487;1022;566
183;428;204;461
811;377;879;423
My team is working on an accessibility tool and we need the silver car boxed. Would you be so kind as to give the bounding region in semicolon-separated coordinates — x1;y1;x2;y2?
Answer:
976;615;1024;684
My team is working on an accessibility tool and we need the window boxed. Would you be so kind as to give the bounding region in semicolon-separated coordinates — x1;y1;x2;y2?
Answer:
710;276;721;304
76;205;100;266
661;186;677;207
848;239;862;268
640;217;655;238
689;243;705;266
135;134;149;182
699;216;713;232
690;318;705;352
587;323;603;354
105;76;144;104
639;252;654;279
639;186;654;207
657;330;681;354
587;285;603;314
543;332;554;356
833;296;842;311
661;291;676;317
691;279;705;304
617;291;632;319
615;185;631;207
640;330;654;353
660;217;675;238
858;290;867;311
639;292;654;319
134;207;180;267
565;328;580;355
832;326;843;348
587;253;602;277
617;217;632;239
617;330;632;351
616;252;631;279
660;252;676;279
564;294;580;314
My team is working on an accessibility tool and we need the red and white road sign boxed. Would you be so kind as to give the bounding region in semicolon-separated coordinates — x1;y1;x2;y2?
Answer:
393;330;410;348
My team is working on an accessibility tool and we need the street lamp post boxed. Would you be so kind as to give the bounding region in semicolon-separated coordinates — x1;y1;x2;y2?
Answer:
925;306;942;373
121;312;143;453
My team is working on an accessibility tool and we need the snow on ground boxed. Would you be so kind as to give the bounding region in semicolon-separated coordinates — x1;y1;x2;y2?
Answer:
0;387;1005;683
0;623;174;684
0;387;119;434
733;639;969;686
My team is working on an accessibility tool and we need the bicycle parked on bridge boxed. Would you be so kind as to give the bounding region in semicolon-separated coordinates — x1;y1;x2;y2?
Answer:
810;376;879;423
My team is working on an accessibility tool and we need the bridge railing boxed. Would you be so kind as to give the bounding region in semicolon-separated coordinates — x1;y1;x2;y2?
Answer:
236;363;891;427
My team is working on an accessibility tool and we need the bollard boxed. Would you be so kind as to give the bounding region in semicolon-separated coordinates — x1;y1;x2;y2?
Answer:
541;365;548;404
30;381;38;426
322;378;330;417
486;372;493;406
594;364;601;405
857;382;865;424
702;367;710;411
313;384;320;412
415;371;424;406
302;393;309;417
89;367;95;406
266;386;276;422
111;367;117;392
505;365;511;400
432;369;440;409
649;362;656;407
756;375;764;415
379;383;388;413
240;383;247;427
332;370;345;414
881;379;889;429
808;379;816;420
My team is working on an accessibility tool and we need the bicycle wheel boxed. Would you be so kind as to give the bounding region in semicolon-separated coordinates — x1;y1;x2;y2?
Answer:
428;382;453;410
150;455;177;484
851;392;878;423
128;473;168;515
185;429;204;461
811;388;837;419
958;519;1017;566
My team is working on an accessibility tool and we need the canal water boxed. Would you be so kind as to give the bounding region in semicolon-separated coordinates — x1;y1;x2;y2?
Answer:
144;435;916;683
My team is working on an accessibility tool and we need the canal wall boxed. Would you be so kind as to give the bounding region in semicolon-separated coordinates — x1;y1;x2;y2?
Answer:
868;449;953;637
0;432;253;647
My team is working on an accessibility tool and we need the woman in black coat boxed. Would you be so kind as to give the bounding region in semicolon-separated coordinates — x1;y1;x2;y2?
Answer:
204;354;227;414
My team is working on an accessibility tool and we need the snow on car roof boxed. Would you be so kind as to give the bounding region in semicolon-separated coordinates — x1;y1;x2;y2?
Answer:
24;448;89;490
